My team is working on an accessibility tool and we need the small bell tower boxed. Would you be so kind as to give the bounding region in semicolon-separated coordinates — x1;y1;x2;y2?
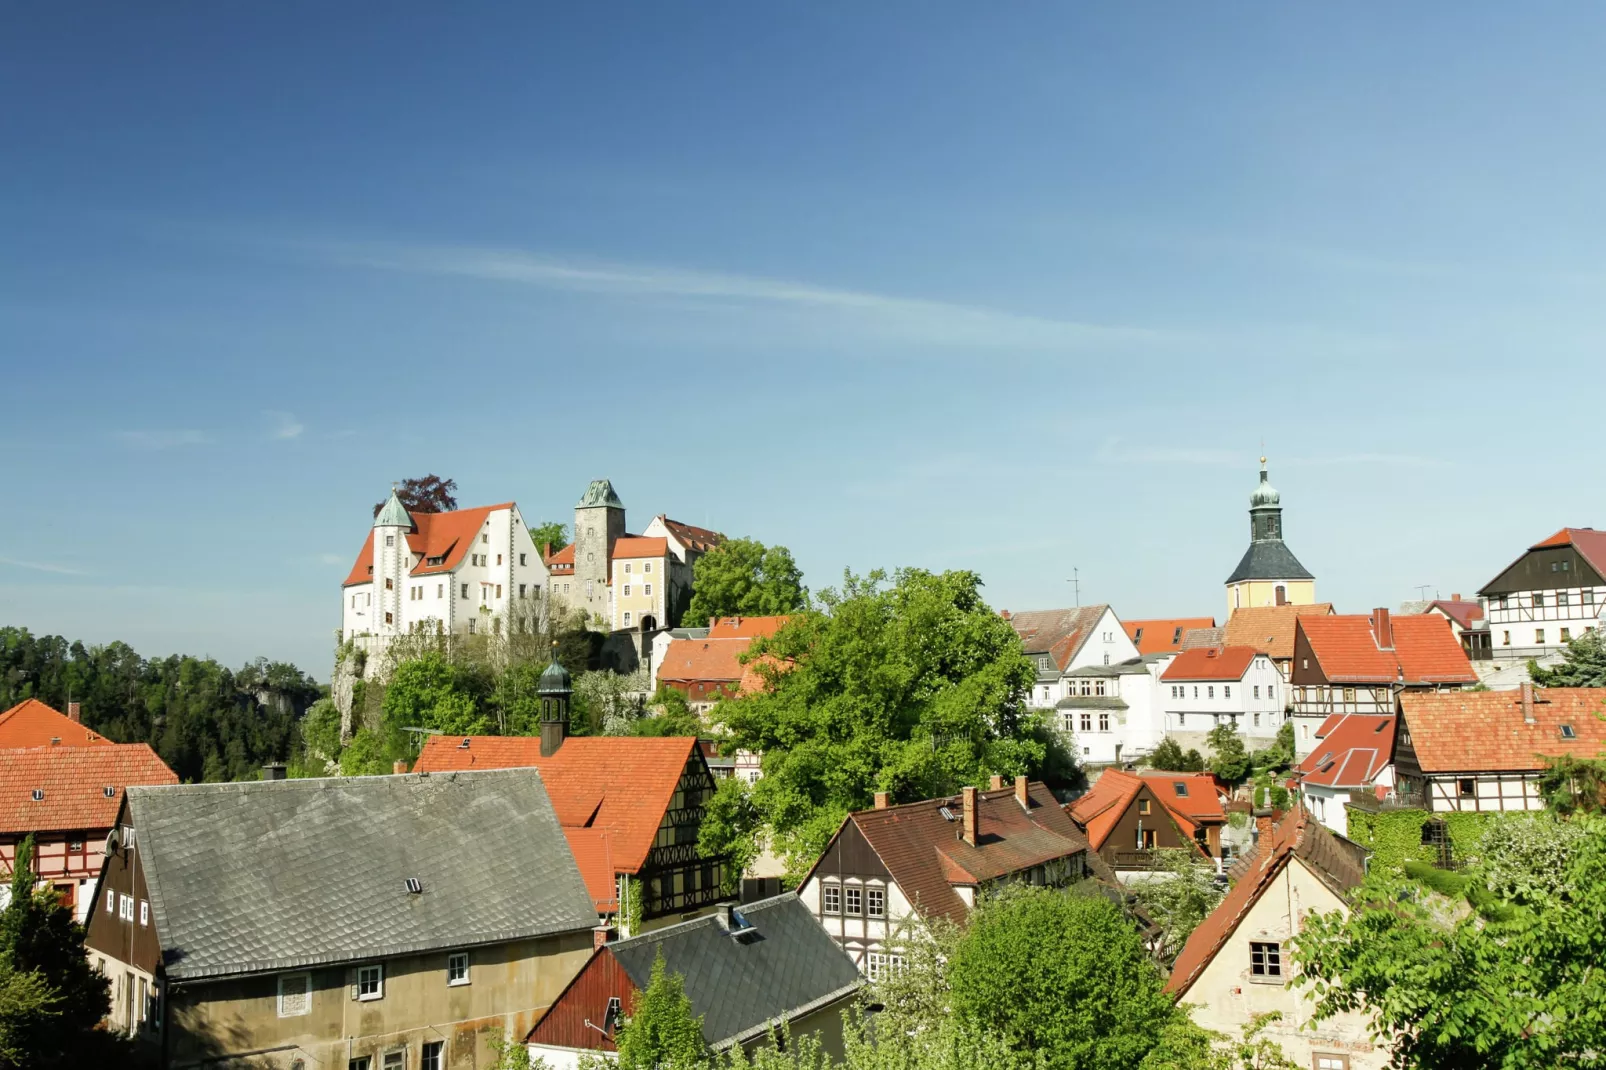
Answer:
537;643;573;757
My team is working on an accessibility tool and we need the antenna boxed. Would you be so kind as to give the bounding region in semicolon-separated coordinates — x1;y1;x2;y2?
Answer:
1066;569;1080;608
1414;585;1432;602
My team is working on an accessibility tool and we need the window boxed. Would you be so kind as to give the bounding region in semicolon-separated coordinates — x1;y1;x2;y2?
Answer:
1562;724;1578;739
357;964;383;1000
645;583;652;597
1314;1055;1350;1069
519;584;527;598
1098;711;1109;732
1454;777;1478;799
1139;828;1157;849
384;577;393;590
447;952;469;986
1267;685;1274;701
1502;630;1510;646
1103;654;1110;665
866;887;886;918
1173;782;1189;797
1535;593;1546;608
845;886;863;915
277;973;312;1017
1138;798;1151;815
623;612;632;627
1249;941;1282;980
1560;592;1570;608
350;1060;371;1070
481;533;489;544
461;583;469;599
1253;685;1260;699
1254;712;1261;727
495;584;502;598
106;889;115;914
139;901;149;927
644;562;652;573
623;584;631;596
496;554;503;566
1207;686;1214;699
1561;627;1572;642
384;612;393;624
1178;713;1185;726
384;535;395;547
422;1044;445;1070
119;894;134;921
1224;685;1231;699
1343;687;1356;703
1536;629;1546;644
467;618;475;634
1193;686;1199;698
822;883;841;914
382;1052;403;1070
1080;712;1092;732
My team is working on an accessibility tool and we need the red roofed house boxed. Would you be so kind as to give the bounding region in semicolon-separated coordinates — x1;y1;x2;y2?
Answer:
1296;714;1396;837
1222;602;1336;679
0;699;111;749
1008;605;1142;710
1478;526;1606;660
798;778;1103;978
1124;617;1217;656
1159;646;1286;753
0;742;178;921
1394;684;1606;814
1289;609;1477;761
1400;595;1490;661
654;617;794;717
1067;768;1230;875
412;686;727;934
1166;807;1380;1069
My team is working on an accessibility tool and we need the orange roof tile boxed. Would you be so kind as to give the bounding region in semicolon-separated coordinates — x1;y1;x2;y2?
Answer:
656;517;724;554
611;536;668;560
1137;770;1227;823
0;744;178;836
1399;688;1606;773
1160;646;1260;682
1297;612;1477;685
0;700;111;749
658;638;751;684
344;502;514;587
412;736;698;875
1067;769;1224;852
564;828;622;912
1223;603;1334;660
1066;770;1144;851
545;543;576;568
1298;714;1395;788
1124;618;1216;655
706;616;792;639
1530;527;1606;574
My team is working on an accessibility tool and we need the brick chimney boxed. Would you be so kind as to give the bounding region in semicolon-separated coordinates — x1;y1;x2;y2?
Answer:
960;785;978;847
593;924;614;950
1015;775;1030;810
1452;593;1462;601
989;775;1005;790
1521;681;1536;724
67;702;81;723
393;759;410;775
1372;608;1394;650
873;790;890;810
999;609;1012;621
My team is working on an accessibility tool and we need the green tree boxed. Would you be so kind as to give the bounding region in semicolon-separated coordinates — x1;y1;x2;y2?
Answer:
683;538;808;628
529;521;570;555
1530;628;1606;687
338;728;391;776
710;569;1042;876
1536;753;1606;816
1295;815;1606;1068
1473;813;1587;907
1139;1014;1297;1070
289;697;342;777
0;837;119;1068
1205;722;1250;784
380;653;490;757
615;951;708;1070
373;473;457;516
947;886;1176;1070
1149;738;1206;773
697;778;761;894
1130;849;1226;965
634;686;704;737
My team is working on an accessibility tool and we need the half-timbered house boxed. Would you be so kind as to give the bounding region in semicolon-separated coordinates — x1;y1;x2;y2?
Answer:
1067;768;1229;875
1478;527;1606;660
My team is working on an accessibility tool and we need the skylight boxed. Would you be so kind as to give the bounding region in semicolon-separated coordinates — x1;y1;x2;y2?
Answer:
404;878;423;894
1561;724;1577;739
1172;782;1189;797
939;806;957;822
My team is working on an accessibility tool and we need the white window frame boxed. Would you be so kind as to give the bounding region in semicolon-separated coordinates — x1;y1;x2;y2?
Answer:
844;885;863;916
277;972;312;1017
139;900;149;927
822;882;842;914
357;963;384;1001
447;952;470;986
105;889;115;914
866;886;886;918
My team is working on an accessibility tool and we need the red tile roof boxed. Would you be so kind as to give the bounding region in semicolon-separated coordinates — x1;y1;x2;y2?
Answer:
658;638;751;684
412;736;699;875
1067;769;1224;851
1066;771;1143;850
564;828;622;911
1166;808;1365;997
1223;603;1335;660
1532;527;1606;574
1398;688;1606;773
656;517;724;554
0;700;111;748
0;744;178;836
803;783;1093;926
1427;599;1484;631
706;616;792;639
545;543;576;570
1124;618;1216;655
611;536;668;560
1298;714;1396;788
343;502;514;587
1297;613;1477;685
1160;646;1260;682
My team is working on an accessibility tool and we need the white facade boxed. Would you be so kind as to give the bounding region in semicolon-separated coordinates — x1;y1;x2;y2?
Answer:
1056;655;1174;765
1484;590;1605;660
797;871;918;981
1303;767;1394;839
1025;607;1144;709
1161;654;1286;751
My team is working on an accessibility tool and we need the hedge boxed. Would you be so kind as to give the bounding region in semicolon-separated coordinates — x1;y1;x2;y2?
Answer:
1345;808;1495;875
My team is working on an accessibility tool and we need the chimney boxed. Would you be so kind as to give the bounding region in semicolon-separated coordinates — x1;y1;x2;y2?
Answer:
1521;681;1536;724
1015;775;1030;811
1000;609;1012;621
67;702;81;723
1372;608;1393;650
593;924;614;950
714;902;737;932
1452;593;1462;602
1255;811;1277;844
961;786;978;847
261;763;286;781
989;775;1005;790
873;791;890;810
393;759;410;775
1275;586;1287;606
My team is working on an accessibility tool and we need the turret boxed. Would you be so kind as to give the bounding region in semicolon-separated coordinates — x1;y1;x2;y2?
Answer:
537;646;572;757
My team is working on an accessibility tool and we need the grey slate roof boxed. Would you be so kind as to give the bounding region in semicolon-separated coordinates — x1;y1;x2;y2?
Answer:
1225;540;1314;584
1065;658;1152;677
1055;696;1129;710
130;769;597;981
608;894;861;1051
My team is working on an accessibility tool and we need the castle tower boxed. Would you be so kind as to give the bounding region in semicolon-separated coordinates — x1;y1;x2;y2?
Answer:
373;489;414;636
573;479;626;617
1225;458;1316;615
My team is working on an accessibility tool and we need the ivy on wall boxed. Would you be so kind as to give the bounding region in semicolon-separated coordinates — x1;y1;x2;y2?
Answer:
1346;808;1495;874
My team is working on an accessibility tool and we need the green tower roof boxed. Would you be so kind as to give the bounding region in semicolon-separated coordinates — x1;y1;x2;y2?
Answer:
538;658;572;695
1249;458;1280;508
576;479;624;509
374;490;414;530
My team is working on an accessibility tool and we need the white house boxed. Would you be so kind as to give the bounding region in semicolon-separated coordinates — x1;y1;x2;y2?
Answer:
341;491;549;657
1159;646;1286;753
1478;527;1606;660
1295;713;1396;839
1056;654;1174;765
1009;605;1143;709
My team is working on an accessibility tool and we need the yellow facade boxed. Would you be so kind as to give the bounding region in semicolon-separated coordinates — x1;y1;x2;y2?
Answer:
613;553;668;630
1227;578;1316;617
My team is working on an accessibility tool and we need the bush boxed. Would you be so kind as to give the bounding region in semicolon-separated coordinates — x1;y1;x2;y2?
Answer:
1402;860;1470;898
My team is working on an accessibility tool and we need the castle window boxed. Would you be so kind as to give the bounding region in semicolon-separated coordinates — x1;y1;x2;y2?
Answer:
645;584;653;597
384;535;394;547
624;612;632;626
644;562;652;573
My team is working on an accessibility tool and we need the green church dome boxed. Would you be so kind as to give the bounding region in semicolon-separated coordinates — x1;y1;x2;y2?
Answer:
1249;459;1280;508
537;659;572;694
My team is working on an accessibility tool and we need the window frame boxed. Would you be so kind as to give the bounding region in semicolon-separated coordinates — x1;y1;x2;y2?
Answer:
1249;940;1283;982
447;952;470;986
422;1042;446;1070
844;885;863;916
822;882;842;915
357;963;384;1001
866;886;886;918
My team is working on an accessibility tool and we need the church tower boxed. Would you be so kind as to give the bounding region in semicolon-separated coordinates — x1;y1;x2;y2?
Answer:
1225;458;1316;615
573;479;626;619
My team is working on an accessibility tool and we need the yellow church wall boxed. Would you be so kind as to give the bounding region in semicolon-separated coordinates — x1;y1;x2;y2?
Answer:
1227;579;1316;616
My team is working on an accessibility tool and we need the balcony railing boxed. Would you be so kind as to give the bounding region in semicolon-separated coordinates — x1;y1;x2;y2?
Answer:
1345;790;1428;813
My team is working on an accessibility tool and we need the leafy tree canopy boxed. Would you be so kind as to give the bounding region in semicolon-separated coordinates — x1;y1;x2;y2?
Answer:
707;569;1042;876
373;473;458;517
683;538;808;628
615;951;708;1070
1148;737;1206;773
1205;722;1250;784
1130;850;1226;966
1529;627;1606;687
380;652;490;755
529;521;569;555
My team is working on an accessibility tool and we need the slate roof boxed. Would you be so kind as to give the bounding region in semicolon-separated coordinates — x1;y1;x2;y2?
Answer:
0;744;177;836
1055;696;1129;710
1124;618;1216;655
1008;605;1111;670
0;699;111;748
1225;538;1314;584
1298;714;1396;789
1223;603;1334;660
1166;807;1366;997
129;769;596;981
344;501;515;586
1161;646;1260;682
1398;688;1606;773
412;736;699;874
1297;612;1477;685
803;782;1097;926
1065;659;1154;677
605;894;861;1051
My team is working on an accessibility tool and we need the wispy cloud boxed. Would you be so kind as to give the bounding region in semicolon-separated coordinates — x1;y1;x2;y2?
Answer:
290;238;1175;351
114;429;210;450
265;410;305;440
0;557;88;576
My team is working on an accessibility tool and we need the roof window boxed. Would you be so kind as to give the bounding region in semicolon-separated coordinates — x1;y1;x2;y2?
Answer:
458;738;471;749
103;785;116;798
30;789;43;802
1172;782;1189;797
938;806;957;822
1561;724;1577;739
1374;721;1388;733
405;878;423;894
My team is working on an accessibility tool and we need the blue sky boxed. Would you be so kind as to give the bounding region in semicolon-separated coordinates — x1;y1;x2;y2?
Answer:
4;5;1606;678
